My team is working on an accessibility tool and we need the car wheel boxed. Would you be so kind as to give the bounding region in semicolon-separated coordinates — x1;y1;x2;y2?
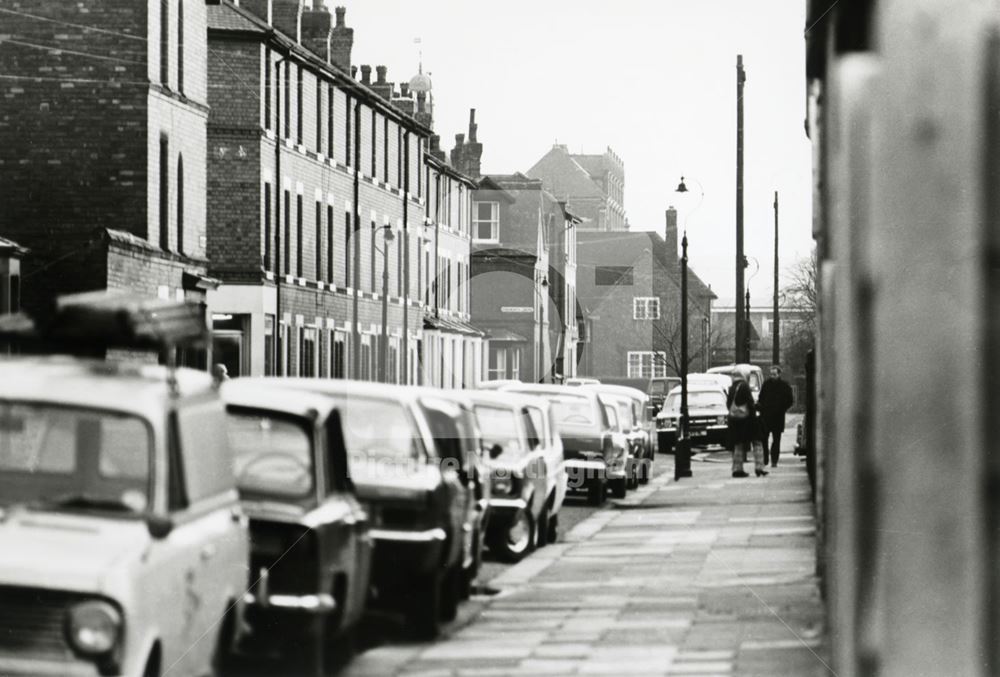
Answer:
611;477;627;499
440;565;462;623
491;509;535;562
210;607;238;677
536;502;550;548
546;512;559;544
406;572;442;640
638;458;652;485
587;478;604;506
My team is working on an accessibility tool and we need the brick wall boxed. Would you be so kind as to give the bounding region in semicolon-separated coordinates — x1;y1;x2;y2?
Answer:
0;0;210;314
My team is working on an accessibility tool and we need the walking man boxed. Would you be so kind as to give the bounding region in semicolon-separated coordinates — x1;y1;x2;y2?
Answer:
757;365;795;467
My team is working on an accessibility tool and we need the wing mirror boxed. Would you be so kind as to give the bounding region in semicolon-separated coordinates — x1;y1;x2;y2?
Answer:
146;514;174;540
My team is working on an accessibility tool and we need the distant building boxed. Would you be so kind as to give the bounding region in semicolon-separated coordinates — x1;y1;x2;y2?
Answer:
711;300;813;369
526;145;627;231
576;211;714;380
0;1;214;343
470;172;580;383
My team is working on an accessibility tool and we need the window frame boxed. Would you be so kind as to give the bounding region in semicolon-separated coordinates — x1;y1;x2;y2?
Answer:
473;201;499;243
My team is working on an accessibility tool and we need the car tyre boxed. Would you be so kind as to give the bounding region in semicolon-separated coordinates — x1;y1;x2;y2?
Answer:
406;572;442;641
587;479;606;506
536;502;550;548
440;564;462;623
490;508;535;563
546;512;559;544
611;476;627;499
210;607;238;677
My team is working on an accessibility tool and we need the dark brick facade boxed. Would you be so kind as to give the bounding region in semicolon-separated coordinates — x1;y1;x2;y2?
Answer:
0;0;209;316
205;2;428;380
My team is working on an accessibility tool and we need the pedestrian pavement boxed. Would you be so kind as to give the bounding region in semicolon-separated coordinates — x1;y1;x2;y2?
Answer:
343;438;830;677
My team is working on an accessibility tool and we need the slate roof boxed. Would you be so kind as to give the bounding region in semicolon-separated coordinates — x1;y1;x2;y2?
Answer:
525;147;604;199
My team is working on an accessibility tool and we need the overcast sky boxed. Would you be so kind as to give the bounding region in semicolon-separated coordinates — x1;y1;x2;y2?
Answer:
340;0;813;303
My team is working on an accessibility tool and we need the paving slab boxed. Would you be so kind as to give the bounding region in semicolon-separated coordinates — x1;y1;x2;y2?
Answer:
342;444;829;676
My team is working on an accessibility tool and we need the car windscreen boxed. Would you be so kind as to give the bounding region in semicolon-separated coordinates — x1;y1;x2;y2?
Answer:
546;395;597;427
663;391;726;412
332;395;423;464
474;405;525;460
227;411;314;499
0;402;152;514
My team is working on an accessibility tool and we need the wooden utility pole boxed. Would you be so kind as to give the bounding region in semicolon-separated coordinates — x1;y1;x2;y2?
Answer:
735;54;747;363
772;191;780;366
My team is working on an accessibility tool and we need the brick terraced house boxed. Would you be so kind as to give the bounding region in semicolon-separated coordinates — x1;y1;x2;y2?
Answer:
205;1;430;380
0;0;215;334
421;112;484;388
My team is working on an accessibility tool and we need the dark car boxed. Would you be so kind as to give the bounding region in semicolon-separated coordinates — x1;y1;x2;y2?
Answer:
649;376;682;415
415;392;490;600
467;391;551;562
222;381;371;675
263;379;466;639
655;385;729;452
500;384;626;506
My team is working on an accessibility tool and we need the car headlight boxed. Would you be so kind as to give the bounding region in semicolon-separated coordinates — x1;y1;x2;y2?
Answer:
67;600;121;655
717;416;727;425
493;476;512;494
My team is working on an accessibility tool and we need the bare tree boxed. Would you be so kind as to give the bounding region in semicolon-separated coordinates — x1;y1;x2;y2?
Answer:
780;250;818;374
650;310;723;376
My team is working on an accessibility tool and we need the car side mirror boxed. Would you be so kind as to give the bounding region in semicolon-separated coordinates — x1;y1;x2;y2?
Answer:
488;443;503;460
146;514;174;540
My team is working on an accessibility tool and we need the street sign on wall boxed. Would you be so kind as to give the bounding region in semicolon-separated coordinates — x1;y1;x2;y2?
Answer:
500;306;533;313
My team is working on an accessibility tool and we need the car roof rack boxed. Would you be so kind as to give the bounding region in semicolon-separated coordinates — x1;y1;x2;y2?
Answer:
0;291;208;354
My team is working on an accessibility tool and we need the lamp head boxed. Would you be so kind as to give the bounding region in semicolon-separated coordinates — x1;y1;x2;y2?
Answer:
383;228;396;242
675;176;689;193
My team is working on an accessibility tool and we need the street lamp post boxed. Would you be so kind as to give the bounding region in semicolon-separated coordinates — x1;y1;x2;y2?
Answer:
745;256;759;364
377;226;396;383
673;176;702;480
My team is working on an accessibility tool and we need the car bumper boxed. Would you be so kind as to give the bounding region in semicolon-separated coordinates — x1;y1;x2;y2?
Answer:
370;528;449;585
0;657;102;677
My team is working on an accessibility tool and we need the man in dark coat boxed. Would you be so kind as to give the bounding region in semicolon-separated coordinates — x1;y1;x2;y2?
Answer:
756;365;795;467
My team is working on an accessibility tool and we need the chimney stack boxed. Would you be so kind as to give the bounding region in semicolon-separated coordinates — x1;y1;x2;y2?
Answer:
240;0;272;23
665;207;678;258
329;6;354;72
391;85;415;115
372;65;392;99
429;134;447;162
450;133;465;169
360;64;372;85
301;5;332;61
271;0;302;42
461;108;483;179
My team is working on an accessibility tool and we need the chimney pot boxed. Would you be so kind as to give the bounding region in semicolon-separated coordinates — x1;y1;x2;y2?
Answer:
334;5;346;26
351;65;358;78
400;82;410;97
455;133;465;147
360;64;372;84
376;65;387;84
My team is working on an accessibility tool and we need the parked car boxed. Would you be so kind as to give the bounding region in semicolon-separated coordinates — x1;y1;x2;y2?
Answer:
649;376;682;415
0;357;248;677
413;392;489;600
501;384;627;505
708;363;764;396
476;379;524;390
564;377;601;386
655;385;729;452
467;391;566;560
221;381;371;675
261;379;466;639
687;372;734;392
582;383;655;485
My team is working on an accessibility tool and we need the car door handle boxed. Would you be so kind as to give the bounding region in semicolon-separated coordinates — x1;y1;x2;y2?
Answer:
200;544;217;562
